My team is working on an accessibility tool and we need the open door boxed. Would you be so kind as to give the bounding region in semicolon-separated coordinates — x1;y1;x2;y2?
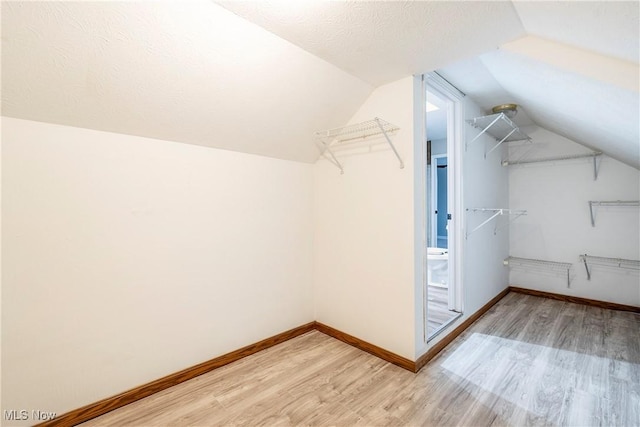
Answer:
425;73;464;340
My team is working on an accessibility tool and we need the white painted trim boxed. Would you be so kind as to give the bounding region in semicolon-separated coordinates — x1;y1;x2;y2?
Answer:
426;72;465;319
412;74;428;350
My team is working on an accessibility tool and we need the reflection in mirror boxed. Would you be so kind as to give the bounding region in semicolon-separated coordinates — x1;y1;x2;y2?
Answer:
426;89;460;339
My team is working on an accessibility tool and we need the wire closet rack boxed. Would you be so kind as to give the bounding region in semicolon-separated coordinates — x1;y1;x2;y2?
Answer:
314;118;402;174
466;112;531;158
503;152;603;180
579;254;640;280
504;256;573;287
588;200;640;227
465;208;527;239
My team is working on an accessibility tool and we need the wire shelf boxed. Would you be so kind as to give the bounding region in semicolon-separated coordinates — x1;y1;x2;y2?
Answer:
579;254;640;280
315;118;399;143
504;256;573;287
504;256;572;269
503;151;602;165
503;152;603;180
465;208;527;239
314;117;402;174
466;112;531;157
589;200;639;207
588;200;639;226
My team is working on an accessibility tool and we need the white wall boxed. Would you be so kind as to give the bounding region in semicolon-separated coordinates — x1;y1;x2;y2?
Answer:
313;77;416;360
509;127;640;306
1;117;314;421
462;100;511;313
312;75;511;361
429;138;447;156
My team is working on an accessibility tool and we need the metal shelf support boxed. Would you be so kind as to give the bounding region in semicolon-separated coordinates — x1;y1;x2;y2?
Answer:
374;118;404;169
465;208;527;239
579;254;640;280
466;112;531;156
588;200;639;227
467;114;502;149
504;256;573;288
315;117;402;174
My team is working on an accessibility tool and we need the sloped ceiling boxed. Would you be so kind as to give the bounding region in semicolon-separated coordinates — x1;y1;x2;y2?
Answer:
439;2;639;169
221;1;639;169
3;1;638;168
484;49;638;168
512;1;638;64
216;1;525;87
1;1;372;163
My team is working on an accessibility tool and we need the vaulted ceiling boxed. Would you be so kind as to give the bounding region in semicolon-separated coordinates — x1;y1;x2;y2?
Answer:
216;1;525;87
2;1;638;168
438;2;639;169
1;1;372;163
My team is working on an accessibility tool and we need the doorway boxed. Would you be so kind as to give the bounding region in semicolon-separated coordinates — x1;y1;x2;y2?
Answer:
431;154;448;249
425;75;463;340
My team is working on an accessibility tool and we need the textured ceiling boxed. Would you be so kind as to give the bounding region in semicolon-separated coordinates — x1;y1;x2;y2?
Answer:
3;1;638;168
216;1;525;86
512;1;639;64
484;50;638;169
439;2;640;170
1;1;372;163
434;55;536;129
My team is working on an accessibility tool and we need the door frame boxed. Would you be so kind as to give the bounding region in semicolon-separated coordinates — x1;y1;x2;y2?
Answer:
425;72;465;340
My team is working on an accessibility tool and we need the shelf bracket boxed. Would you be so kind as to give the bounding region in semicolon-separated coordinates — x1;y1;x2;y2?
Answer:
322;146;344;174
466;114;502;151
314;117;401;174
581;255;592;280
374;117;404;169
485;128;517;159
579;254;640;280
493;209;526;235
468;209;503;238
465;208;527;239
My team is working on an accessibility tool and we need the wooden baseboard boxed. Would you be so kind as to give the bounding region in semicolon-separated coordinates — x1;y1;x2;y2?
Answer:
37;289;529;426
40;321;415;426
415;287;510;371
38;286;637;426
509;286;640;313
313;321;416;372
38;322;316;427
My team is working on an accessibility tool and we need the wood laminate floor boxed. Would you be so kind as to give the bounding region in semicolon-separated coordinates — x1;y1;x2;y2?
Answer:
83;293;640;426
427;284;459;337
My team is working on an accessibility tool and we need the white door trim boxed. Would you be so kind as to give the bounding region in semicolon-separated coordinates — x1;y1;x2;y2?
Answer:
426;72;464;317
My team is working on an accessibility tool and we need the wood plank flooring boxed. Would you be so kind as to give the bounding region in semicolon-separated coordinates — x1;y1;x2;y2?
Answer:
427;284;459;336
83;293;640;426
